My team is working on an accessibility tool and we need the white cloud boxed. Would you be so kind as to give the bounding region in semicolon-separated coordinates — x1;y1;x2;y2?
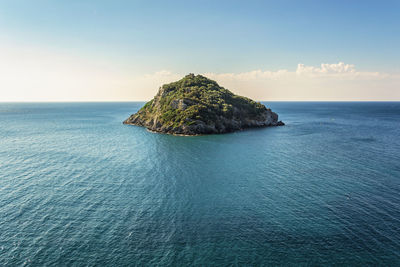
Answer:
204;69;289;81
160;63;396;101
295;62;385;79
296;62;356;75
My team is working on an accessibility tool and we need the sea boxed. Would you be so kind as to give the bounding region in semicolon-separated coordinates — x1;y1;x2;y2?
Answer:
1;102;400;266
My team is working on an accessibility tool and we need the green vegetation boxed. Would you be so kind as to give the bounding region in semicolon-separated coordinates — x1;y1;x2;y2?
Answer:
137;73;267;128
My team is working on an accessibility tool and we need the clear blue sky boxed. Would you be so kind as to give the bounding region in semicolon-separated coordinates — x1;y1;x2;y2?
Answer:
0;0;399;101
1;0;399;73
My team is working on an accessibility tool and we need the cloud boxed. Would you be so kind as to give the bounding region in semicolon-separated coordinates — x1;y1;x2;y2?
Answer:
144;70;177;79
295;62;385;79
296;62;356;75
202;62;386;81
204;69;289;81
144;63;397;101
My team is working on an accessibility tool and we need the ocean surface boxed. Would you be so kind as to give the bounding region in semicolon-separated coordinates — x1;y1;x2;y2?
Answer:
1;102;400;266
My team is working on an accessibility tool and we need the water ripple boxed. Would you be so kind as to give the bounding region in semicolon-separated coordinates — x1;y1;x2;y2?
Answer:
1;102;400;265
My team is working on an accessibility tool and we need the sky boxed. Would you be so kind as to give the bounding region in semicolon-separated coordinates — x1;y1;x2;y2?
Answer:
0;0;399;101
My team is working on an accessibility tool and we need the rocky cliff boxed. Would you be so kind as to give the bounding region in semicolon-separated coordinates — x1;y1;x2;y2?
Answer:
123;74;284;135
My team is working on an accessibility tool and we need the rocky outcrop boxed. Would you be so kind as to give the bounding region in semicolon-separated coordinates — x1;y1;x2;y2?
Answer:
124;74;284;135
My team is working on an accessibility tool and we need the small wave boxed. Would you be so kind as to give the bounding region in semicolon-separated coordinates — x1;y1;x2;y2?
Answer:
350;137;377;142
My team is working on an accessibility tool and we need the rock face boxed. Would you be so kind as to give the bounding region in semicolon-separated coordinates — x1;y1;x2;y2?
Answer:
123;74;284;135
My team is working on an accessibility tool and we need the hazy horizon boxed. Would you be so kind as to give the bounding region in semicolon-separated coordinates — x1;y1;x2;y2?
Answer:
2;100;400;103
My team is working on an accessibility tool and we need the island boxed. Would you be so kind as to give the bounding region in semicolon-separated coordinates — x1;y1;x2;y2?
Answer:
123;74;284;135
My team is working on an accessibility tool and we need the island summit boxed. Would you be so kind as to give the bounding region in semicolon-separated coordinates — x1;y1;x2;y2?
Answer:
124;74;284;135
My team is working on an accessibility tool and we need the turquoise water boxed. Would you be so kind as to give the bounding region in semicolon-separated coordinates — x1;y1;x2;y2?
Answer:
1;102;400;266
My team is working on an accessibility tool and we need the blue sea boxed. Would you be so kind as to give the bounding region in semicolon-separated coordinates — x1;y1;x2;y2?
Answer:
1;102;400;266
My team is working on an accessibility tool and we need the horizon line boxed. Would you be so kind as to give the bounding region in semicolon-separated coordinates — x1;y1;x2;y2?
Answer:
1;100;400;103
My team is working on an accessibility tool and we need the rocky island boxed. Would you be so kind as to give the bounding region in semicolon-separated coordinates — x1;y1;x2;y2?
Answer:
123;74;284;135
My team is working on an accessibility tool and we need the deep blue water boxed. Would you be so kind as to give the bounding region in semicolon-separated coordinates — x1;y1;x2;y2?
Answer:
1;102;400;266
